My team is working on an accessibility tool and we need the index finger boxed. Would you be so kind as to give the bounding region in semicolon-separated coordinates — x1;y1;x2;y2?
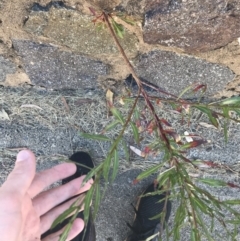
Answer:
28;162;76;198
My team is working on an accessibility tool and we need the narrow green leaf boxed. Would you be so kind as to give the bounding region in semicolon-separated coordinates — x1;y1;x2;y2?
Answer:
79;132;111;141
177;85;193;100
208;114;219;128
194;105;210;115
103;120;120;132
51;206;77;229
195;208;215;241
191;228;198;241
192;194;211;215
194;106;218;127
83;163;103;185
220;96;240;106
134;108;140;121
198;178;227;187
110;107;124;125
130;121;140;144
226;219;240;225
173;204;185;240
156;167;176;186
122;139;129;162
59;222;73;241
136;163;163;181
93;183;101;219
222;107;230;118
111;19;125;38
111;149;119;182
121;17;135;25
222;199;240;205
59;207;80;241
83;186;94;225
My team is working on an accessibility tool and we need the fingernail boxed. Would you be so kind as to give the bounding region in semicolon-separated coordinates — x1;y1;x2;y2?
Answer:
16;150;31;162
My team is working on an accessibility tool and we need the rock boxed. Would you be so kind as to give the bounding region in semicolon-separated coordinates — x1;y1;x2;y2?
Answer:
12;40;109;89
143;0;240;52
0;56;16;82
24;3;138;56
134;50;235;96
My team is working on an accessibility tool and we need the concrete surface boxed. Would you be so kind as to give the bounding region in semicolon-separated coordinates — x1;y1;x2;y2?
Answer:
12;40;109;89
134;50;235;97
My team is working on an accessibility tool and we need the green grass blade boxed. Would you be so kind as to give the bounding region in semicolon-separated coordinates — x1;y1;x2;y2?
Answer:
110;107;124;125
79;132;111;141
198;178;227;187
111;149;119;182
103;120;120;132
93;183;101;219
130;121;139;144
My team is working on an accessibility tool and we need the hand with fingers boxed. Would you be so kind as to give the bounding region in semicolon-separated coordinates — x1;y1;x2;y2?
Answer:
0;150;93;241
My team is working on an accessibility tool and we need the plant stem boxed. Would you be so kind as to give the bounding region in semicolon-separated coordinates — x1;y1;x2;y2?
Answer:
103;12;171;150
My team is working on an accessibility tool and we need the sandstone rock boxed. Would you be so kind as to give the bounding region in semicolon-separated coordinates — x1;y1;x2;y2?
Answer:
0;56;16;82
12;40;109;89
24;3;138;56
134;50;235;96
143;0;240;52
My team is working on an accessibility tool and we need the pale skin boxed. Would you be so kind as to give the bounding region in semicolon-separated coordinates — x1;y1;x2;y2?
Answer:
0;150;93;241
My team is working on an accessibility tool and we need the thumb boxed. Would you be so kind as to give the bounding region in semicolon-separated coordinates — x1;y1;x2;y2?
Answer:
2;150;36;198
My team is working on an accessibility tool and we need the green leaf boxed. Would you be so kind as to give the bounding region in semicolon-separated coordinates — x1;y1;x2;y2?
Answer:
177;85;193;100
83;163;103;185
135;163;163;182
195;208;215;241
156;166;176;186
79;132;111;141
191;228;198;241
223;199;240;205
194;106;218;128
222;107;230;118
120;17;135;25
83;186;94;225
130;121;140;144
110;107;124;125
111;19;125;39
173;204;186;240
59;206;80;241
93;183;101;219
209;115;218;128
198;178;227;187
59;222;73;241
220;97;240;106
192;193;211;215
111;149;119;182
103;120;120;132
51;206;77;229
134;108;140;121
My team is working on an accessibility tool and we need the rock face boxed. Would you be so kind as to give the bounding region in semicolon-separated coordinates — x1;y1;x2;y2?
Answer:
134;50;235;96
24;3;138;56
0;56;16;82
12;40;109;89
143;0;240;52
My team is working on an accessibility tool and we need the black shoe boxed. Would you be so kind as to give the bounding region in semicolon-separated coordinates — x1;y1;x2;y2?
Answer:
126;183;171;241
41;152;96;241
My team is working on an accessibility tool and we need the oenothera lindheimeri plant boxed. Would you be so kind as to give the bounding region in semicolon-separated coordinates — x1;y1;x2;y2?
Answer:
54;5;240;241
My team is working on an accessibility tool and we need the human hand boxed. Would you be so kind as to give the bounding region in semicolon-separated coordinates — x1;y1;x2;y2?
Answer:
0;150;93;241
